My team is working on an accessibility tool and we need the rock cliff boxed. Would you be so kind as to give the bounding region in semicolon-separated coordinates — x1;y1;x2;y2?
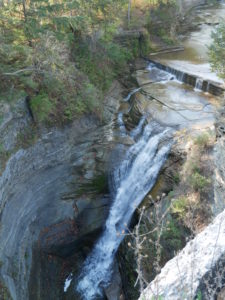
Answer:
0;81;124;299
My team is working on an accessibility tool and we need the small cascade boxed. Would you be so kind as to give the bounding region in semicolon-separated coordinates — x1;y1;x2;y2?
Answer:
195;78;204;91
164;66;185;83
124;87;141;102
147;60;225;96
117;112;127;136
147;61;185;84
147;63;174;83
174;69;185;82
76;121;173;300
64;274;72;292
130;115;146;139
205;82;210;94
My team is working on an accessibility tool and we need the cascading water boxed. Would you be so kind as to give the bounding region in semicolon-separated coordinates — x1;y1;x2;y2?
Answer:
76;115;173;299
147;61;185;84
195;78;204;92
117;112;127;136
124;87;141;102
130;115;146;138
147;63;175;83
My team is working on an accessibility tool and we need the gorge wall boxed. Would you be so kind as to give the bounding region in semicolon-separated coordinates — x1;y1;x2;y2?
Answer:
0;81;124;300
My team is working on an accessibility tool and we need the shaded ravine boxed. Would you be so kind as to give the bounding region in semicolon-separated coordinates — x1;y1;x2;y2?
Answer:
76;117;173;299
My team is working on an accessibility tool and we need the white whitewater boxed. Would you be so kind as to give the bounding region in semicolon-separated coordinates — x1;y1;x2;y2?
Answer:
194;78;204;92
147;63;175;83
130;115;146;138
124;87;141;102
117;112;127;136
77;118;173;299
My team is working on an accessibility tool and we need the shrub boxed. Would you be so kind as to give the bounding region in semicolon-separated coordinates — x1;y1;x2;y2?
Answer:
190;172;210;192
194;133;210;149
209;22;225;79
30;93;53;123
189;161;201;174
171;196;189;218
173;172;180;184
162;219;183;249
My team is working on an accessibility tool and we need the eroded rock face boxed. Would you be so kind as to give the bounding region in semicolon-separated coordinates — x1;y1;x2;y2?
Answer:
0;81;124;299
139;208;225;300
138;109;225;300
213;105;225;216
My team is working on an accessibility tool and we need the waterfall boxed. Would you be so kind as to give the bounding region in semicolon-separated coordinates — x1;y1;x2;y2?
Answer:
117;112;127;136
147;63;175;83
76;119;173;300
147;62;186;84
195;78;203;91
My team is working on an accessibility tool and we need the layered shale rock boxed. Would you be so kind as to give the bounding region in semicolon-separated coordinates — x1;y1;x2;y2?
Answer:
0;81;123;300
139;207;225;300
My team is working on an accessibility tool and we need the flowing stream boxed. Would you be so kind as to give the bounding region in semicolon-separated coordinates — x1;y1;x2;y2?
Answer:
75;3;225;298
75;60;217;299
76;111;173;299
76;62;216;300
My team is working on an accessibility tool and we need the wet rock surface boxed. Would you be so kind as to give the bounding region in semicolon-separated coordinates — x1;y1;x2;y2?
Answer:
0;80;125;299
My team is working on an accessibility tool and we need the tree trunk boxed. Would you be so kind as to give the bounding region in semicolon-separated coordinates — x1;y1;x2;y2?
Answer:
22;0;32;46
128;0;131;27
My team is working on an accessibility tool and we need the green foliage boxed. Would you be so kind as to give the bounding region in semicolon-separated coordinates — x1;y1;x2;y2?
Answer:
72;36;133;93
30;93;53;123
189;161;201;174
77;174;108;195
162;219;183;250
196;290;202;300
28;33;101;124
0;0;165;125
171;196;189;219
209;23;225;79
0;0;129;124
140;33;152;56
157;29;175;45
194;133;210;149
190;172;211;192
147;0;178;42
86;174;108;194
173;172;180;184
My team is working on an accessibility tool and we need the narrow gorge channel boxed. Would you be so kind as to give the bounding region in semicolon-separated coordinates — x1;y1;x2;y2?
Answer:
77;114;173;299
